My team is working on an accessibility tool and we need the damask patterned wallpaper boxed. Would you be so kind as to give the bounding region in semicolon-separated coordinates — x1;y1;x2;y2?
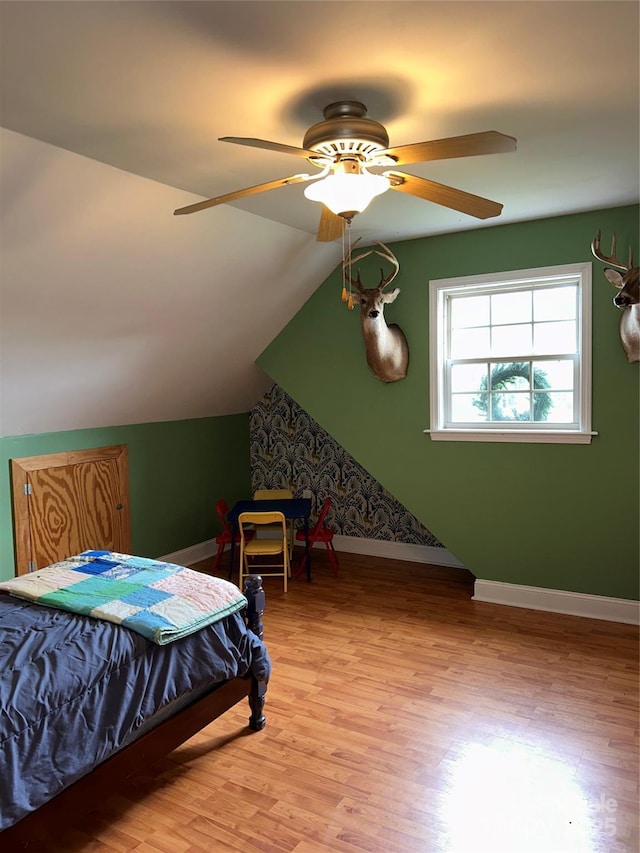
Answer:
250;385;443;547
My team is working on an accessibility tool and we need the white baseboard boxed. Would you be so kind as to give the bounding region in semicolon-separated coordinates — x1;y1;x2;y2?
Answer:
473;579;640;625
160;535;463;570
159;540;638;625
159;538;218;567
330;534;465;568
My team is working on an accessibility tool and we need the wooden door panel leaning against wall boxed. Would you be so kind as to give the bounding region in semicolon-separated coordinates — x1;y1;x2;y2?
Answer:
28;459;124;569
11;446;132;576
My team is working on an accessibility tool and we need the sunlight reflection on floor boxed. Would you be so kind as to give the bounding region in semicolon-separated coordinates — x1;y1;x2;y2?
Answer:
439;739;595;853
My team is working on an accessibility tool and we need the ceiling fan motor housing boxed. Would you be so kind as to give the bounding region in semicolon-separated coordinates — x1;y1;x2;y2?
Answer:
303;101;389;159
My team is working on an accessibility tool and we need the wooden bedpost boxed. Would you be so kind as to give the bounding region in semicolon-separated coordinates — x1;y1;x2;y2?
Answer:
248;676;267;731
244;574;267;730
244;574;265;639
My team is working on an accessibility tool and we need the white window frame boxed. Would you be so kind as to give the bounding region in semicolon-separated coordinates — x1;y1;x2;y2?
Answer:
427;263;595;444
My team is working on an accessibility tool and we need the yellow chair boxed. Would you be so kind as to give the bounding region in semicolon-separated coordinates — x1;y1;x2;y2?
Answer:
253;488;295;557
239;511;290;593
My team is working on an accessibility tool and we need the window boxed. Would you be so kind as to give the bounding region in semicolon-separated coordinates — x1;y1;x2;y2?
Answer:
427;263;594;443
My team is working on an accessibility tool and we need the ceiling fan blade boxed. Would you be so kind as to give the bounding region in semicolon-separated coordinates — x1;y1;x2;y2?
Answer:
219;136;318;158
173;173;311;215
316;206;344;242
387;171;503;219
380;131;517;166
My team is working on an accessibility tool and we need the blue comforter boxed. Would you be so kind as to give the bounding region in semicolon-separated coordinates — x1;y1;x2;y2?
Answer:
0;592;271;830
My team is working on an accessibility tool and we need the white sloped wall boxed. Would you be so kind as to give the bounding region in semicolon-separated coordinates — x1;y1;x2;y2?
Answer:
0;128;339;437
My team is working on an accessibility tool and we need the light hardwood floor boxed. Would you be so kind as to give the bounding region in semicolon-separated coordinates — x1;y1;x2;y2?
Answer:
38;551;639;853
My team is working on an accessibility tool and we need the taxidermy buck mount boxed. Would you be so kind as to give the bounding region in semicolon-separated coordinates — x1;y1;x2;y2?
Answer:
343;240;409;383
591;230;640;363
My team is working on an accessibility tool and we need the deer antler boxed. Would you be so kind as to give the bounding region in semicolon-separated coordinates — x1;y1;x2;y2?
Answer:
343;238;400;292
343;237;375;293
591;229;633;271
371;241;400;290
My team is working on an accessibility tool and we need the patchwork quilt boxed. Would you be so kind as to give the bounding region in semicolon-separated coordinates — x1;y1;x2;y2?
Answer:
0;550;247;645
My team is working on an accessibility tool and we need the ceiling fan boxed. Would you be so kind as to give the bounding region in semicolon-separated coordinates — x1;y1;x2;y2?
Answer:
173;100;517;242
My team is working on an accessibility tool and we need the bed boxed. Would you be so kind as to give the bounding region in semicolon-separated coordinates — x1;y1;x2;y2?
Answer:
0;552;270;845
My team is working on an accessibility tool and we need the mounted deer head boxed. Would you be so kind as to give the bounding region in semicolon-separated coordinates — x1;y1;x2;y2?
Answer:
591;230;639;363
343;239;409;382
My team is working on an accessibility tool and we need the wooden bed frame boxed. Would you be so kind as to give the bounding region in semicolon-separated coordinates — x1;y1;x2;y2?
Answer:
1;575;268;848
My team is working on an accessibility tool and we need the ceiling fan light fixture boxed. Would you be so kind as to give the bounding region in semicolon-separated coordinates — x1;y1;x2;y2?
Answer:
175;101;515;233
304;169;390;216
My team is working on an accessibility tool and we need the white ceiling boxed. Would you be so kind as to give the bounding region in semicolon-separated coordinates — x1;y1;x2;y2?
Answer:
1;1;638;244
0;1;638;437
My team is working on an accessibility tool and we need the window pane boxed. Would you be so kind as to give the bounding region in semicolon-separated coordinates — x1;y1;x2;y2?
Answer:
490;392;532;421
538;391;574;423
491;324;532;356
450;294;490;328
491;290;531;325
534;286;576;322
533;321;576;354
451;362;487;393
451;394;488;422
489;362;531;391
451;326;490;358
537;359;574;390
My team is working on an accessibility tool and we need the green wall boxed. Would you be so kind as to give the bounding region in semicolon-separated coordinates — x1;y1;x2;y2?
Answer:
0;414;250;582
259;205;639;600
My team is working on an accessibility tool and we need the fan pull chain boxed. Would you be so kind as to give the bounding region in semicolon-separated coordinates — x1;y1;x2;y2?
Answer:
340;218;356;310
347;222;355;310
341;222;348;303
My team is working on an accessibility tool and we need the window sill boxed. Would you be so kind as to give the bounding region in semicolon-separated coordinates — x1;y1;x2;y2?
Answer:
424;429;597;444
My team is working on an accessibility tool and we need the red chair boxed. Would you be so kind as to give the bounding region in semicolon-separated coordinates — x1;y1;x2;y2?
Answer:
295;497;339;577
214;499;254;572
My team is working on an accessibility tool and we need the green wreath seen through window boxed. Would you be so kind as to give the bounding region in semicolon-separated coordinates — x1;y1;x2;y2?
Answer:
473;362;553;422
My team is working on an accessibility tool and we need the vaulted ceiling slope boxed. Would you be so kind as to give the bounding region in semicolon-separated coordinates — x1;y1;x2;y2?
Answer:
1;2;637;243
0;129;338;437
0;2;638;436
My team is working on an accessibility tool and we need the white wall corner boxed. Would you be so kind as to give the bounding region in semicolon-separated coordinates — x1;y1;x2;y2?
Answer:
473;579;640;625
